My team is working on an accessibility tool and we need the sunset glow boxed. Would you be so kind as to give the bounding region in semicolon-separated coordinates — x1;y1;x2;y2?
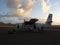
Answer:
0;0;60;25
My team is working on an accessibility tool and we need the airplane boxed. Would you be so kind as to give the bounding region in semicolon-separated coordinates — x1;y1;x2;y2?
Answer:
15;13;53;32
36;14;53;27
35;14;53;31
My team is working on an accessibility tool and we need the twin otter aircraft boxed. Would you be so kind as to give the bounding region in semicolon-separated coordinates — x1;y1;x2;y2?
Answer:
16;14;53;32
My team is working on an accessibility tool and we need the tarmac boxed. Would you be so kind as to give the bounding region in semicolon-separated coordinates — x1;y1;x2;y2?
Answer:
0;30;60;45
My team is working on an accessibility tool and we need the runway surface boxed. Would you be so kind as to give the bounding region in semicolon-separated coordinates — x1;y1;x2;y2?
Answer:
0;31;60;45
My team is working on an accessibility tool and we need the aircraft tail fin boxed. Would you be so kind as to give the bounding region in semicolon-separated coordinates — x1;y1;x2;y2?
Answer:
46;14;53;25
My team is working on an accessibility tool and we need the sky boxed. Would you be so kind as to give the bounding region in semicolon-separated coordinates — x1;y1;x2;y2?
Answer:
0;0;60;25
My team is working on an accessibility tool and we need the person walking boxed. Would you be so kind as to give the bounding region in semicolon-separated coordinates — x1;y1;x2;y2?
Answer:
41;26;44;32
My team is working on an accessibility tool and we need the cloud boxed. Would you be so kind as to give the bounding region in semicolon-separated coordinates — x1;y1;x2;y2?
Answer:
40;0;51;13
54;2;58;6
0;17;23;24
0;0;36;24
6;0;35;17
52;11;60;25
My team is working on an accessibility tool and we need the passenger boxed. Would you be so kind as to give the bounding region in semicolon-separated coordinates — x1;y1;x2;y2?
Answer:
17;25;19;28
34;23;36;29
41;26;44;32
